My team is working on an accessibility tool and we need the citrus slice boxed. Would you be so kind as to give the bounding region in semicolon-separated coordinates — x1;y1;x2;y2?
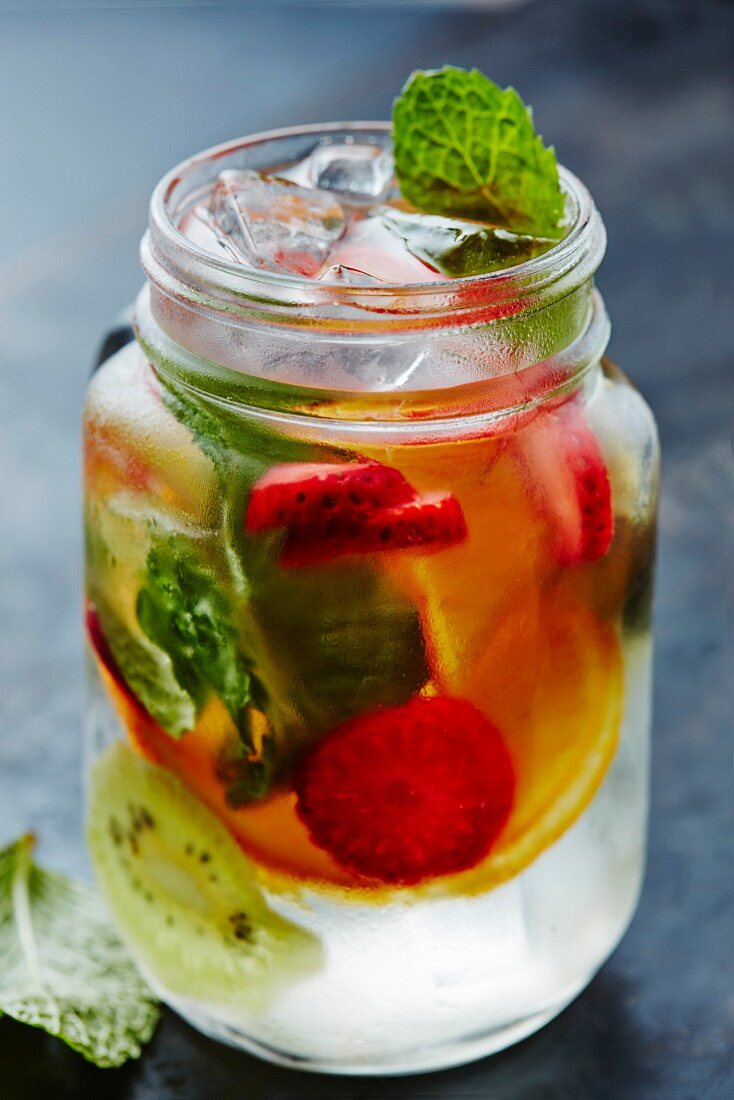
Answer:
363;432;549;685
448;589;623;894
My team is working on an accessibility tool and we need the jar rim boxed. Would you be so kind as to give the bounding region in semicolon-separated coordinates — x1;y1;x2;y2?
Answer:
144;121;606;333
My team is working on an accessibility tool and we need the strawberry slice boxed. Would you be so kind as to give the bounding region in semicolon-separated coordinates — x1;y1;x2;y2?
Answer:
281;491;467;567
295;696;515;885
245;462;416;533
246;460;467;567
520;400;613;565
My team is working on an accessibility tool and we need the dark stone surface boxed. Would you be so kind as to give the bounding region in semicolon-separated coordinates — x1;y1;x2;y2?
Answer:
0;1;731;1096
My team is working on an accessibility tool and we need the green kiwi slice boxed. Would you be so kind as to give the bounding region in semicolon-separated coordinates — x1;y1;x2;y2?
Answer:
87;742;322;1010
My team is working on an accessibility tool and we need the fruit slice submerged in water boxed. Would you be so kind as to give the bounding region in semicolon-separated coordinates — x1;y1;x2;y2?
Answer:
87;741;322;1008
518;399;614;565
449;590;623;893
294;696;515;885
281;491;467;567
245;461;416;532
359;432;548;685
246;458;466;567
84;342;218;525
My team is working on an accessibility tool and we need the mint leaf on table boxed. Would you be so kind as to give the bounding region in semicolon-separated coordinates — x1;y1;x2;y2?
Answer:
380;207;555;277
392;66;565;238
0;835;159;1068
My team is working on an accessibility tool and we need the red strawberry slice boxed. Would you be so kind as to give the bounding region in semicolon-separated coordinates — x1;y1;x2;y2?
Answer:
520;400;613;564
295;696;515;885
281;491;467;567
245;462;416;533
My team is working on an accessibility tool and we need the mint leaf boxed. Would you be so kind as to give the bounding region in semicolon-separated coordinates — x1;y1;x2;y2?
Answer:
161;378;319;480
160;382;429;755
160;382;236;475
392;66;564;237
249;560;429;751
0;835;159;1068
381;207;554;277
137;536;267;751
94;598;198;737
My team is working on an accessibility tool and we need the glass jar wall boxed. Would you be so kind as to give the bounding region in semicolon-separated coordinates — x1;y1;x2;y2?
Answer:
83;126;659;1075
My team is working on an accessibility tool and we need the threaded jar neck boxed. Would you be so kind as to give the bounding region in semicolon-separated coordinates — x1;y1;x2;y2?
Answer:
136;122;609;425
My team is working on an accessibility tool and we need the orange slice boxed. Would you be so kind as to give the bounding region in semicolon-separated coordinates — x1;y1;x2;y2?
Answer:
364;432;549;685
84;343;217;523
447;589;623;894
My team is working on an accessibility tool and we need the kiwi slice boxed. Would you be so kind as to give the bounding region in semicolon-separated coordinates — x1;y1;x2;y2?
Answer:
87;742;321;1010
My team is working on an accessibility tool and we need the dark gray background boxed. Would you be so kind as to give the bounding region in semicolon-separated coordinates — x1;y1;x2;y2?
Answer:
0;1;732;1097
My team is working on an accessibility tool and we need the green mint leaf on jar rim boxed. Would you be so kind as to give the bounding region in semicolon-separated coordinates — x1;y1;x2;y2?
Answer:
0;834;159;1068
380;207;555;277
392;66;565;238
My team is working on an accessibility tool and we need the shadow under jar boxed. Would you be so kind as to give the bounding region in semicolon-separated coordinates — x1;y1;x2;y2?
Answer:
83;124;659;1076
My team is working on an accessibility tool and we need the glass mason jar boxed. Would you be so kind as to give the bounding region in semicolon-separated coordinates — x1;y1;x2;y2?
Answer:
83;124;659;1075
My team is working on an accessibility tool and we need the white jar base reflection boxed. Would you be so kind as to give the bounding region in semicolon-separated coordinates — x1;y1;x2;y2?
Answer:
173;989;580;1075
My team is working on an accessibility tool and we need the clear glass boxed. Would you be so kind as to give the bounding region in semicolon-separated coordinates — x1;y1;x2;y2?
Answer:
83;125;659;1075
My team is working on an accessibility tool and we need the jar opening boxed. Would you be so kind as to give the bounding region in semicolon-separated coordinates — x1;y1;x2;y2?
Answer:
143;122;606;334
137;123;609;422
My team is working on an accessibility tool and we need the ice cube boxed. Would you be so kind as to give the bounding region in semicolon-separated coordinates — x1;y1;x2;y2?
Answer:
307;142;395;205
380;209;555;277
179;204;244;262
209;169;346;276
327;215;444;284
317;264;385;286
